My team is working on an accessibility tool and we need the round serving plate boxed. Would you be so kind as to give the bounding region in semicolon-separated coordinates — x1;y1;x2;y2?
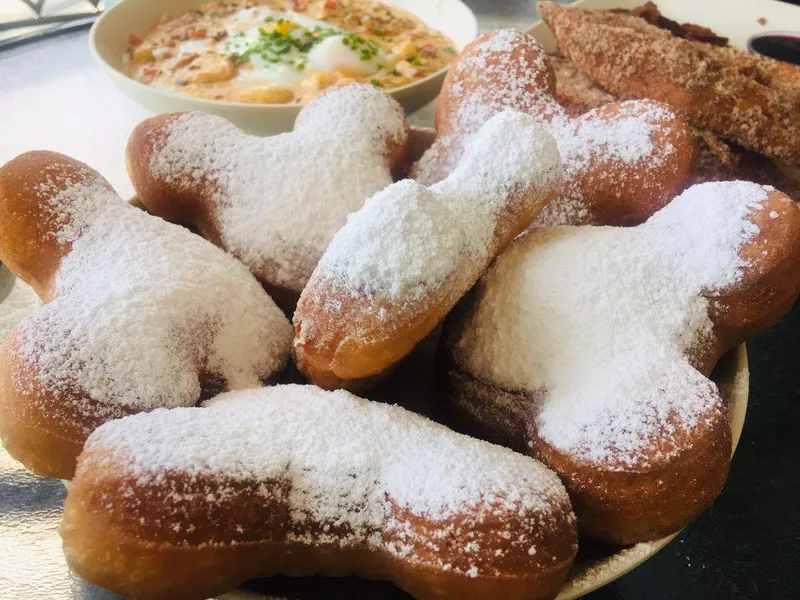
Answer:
90;0;478;135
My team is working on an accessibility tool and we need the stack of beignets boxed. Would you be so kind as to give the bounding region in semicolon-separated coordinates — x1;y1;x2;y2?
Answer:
412;29;696;227
442;181;800;544
127;83;409;309
62;385;578;600
0;14;798;600
0;152;292;479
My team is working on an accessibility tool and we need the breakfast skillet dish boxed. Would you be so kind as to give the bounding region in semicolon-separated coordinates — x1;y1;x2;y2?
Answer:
126;0;459;104
2;1;800;599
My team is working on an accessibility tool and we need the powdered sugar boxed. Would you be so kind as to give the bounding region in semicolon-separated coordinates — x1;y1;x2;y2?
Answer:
317;109;562;300
150;84;407;295
12;163;292;415
536;104;674;224
413;29;683;226
84;384;574;575
454;181;768;468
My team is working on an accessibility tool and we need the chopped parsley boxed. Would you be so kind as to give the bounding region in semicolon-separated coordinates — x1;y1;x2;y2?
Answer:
225;18;382;70
407;56;422;66
225;20;338;68
370;78;382;86
341;33;379;61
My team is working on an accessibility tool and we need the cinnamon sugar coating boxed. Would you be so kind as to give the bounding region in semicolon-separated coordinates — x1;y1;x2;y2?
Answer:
539;2;800;167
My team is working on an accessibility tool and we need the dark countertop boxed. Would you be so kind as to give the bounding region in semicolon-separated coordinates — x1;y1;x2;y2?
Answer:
1;1;799;599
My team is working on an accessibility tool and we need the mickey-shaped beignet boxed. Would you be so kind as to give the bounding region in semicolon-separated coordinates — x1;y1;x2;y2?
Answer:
412;29;696;227
442;181;800;544
62;384;578;600
294;109;563;391
0;151;293;479
128;84;409;309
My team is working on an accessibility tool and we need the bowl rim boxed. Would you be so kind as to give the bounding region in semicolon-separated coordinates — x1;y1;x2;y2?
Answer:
88;0;478;110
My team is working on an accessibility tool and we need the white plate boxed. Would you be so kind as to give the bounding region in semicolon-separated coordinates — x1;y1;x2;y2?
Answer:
89;0;478;135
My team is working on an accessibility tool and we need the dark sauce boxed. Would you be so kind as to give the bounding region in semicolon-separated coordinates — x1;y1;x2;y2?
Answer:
748;33;800;66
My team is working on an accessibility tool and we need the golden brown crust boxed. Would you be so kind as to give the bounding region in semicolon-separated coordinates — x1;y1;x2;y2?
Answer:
62;387;578;600
708;190;800;345
539;1;800;167
443;359;730;545
0;151;292;479
440;184;800;544
0;151;95;300
0;332;133;478
128;84;410;311
293;109;564;392
0;154;132;478
63;470;574;600
549;52;800;201
413;29;696;227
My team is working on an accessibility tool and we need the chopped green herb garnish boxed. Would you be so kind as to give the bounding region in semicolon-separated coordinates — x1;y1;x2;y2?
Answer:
407;56;422;66
370;78;382;86
225;21;338;66
341;33;379;61
388;68;400;76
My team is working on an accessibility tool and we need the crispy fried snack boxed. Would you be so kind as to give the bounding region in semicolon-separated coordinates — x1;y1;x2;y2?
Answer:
293;109;563;391
62;385;578;600
539;1;800;167
442;181;800;544
549;52;800;200
0;152;292;479
127;84;409;310
412;29;696;227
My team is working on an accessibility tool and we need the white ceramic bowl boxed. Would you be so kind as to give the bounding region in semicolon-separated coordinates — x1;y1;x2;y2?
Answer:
89;0;477;135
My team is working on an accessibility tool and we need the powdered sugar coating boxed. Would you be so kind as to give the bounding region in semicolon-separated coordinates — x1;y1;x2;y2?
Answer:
12;168;292;418
413;29;683;226
453;181;768;468
84;384;574;575
318;109;562;300
150;84;407;294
